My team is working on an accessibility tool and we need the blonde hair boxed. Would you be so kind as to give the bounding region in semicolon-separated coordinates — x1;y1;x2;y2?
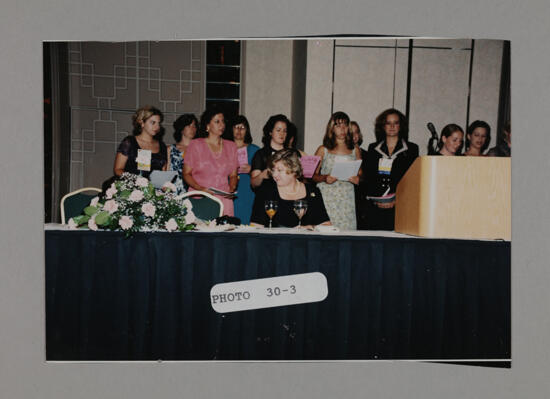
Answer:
267;149;303;180
132;105;163;135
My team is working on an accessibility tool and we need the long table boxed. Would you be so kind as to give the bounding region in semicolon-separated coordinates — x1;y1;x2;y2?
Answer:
45;228;510;362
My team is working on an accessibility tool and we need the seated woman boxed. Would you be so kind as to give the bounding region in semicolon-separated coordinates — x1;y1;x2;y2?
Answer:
167;113;198;194
364;109;419;231
113;105;167;178
436;124;464;156
250;114;291;189
464;120;491;156
250;149;331;228
183;107;239;216
223;114;259;224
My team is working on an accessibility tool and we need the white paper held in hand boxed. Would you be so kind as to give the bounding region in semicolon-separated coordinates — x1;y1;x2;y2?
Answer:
330;159;362;180
210;272;328;313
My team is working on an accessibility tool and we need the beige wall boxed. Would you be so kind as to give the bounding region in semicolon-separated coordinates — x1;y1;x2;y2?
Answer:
299;38;504;155
241;40;293;147
303;40;334;155
68;41;205;191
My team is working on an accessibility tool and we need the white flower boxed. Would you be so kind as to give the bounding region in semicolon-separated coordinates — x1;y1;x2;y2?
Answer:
141;202;156;218
119;215;133;230
183;199;193;211
184;210;196;225
68;218;78;230
162;181;177;192
165;218;178;232
90;196;99;207
88;216;98;231
129;189;144;202
103;199;119;214
136;177;149;187
106;186;117;199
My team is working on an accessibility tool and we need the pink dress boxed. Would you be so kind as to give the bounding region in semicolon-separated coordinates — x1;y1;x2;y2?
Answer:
185;138;239;216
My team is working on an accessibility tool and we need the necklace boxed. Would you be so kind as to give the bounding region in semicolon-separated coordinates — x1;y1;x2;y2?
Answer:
205;138;223;158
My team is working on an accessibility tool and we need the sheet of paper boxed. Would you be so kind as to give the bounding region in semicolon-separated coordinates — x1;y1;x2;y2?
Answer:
330;159;362;180
208;187;237;197
237;146;248;166
300;155;321;178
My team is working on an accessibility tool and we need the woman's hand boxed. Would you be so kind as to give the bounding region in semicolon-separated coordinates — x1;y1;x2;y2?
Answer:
325;175;337;184
238;164;252;174
348;175;360;185
376;200;395;209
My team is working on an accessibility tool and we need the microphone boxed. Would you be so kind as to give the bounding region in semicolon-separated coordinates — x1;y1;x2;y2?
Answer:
427;122;438;139
427;122;439;155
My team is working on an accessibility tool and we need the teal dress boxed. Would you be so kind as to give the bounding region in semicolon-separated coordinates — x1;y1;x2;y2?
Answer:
234;143;259;224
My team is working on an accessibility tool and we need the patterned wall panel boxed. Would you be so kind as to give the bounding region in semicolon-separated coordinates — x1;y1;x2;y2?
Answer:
68;41;205;190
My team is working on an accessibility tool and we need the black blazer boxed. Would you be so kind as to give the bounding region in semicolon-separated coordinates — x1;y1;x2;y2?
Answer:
364;139;419;197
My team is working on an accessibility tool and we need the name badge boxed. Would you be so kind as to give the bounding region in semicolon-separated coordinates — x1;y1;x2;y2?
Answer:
136;149;152;171
378;158;393;175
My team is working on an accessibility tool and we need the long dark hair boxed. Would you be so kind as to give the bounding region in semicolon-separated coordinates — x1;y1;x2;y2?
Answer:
322;111;354;150
374;108;408;142
261;114;290;147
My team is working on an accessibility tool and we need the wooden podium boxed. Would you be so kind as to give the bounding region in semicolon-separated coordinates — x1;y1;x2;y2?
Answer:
394;156;511;240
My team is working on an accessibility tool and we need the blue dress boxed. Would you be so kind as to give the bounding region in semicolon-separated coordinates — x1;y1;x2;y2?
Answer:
169;144;187;195
234;143;259;224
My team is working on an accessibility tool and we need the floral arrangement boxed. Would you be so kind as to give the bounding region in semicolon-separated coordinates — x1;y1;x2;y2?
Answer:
68;173;197;234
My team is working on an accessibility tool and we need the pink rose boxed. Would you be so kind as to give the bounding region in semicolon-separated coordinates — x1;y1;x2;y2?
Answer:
88;217;98;231
185;211;196;225
129;189;144;202
90;196;99;207
103;199;119;214
119;215;133;230
141;202;156;218
136;177;149;187
106;186;117;199
165;218;178;232
68;218;78;230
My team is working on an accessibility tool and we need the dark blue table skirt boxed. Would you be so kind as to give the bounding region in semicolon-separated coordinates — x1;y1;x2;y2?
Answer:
45;230;510;362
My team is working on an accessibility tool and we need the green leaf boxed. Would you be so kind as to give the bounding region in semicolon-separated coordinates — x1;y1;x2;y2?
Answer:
120;190;131;198
94;211;111;226
73;214;90;225
83;206;98;216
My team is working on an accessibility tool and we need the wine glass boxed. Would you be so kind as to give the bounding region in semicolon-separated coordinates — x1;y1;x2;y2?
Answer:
264;200;278;228
293;200;308;227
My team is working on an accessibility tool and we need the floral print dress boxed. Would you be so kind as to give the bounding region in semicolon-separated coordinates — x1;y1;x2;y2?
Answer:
316;148;357;230
169;144;186;195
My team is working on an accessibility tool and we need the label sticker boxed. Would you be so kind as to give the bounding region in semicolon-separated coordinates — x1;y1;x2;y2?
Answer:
210;272;328;313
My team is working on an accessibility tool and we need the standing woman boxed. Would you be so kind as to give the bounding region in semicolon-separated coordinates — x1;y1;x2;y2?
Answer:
313;111;361;230
364;108;419;230
183;108;239;216
437;124;464;156
464;120;490;156
250;114;290;189
224;115;259;224
114;105;167;178
167;113;198;194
